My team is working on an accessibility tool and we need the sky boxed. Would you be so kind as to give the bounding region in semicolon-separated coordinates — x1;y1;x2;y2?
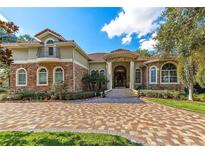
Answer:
0;7;164;54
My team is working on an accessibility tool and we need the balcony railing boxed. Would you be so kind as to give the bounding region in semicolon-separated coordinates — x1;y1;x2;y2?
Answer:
37;47;61;58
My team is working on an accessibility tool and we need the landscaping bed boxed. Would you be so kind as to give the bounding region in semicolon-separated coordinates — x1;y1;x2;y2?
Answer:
0;131;140;146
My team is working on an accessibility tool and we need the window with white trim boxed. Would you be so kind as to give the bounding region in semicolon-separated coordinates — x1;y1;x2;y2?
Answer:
54;67;64;83
17;69;27;86
45;39;55;56
150;66;157;84
100;70;105;76
135;69;141;83
38;68;48;85
161;63;177;83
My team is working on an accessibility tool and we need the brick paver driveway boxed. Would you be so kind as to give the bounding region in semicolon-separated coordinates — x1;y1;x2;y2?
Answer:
0;101;205;145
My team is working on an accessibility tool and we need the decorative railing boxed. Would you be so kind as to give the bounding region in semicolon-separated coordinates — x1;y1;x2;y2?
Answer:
37;47;61;58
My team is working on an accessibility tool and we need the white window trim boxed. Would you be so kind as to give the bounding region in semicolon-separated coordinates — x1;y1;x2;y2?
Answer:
99;69;105;75
160;62;179;84
135;68;142;84
53;66;64;84
44;38;56;57
149;66;158;84
37;67;48;86
16;68;27;87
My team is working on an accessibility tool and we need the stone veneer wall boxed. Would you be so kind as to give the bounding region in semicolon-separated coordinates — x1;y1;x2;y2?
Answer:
74;64;88;91
146;61;184;91
10;62;74;92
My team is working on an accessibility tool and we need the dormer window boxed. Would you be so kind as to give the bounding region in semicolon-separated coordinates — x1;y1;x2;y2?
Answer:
46;40;54;44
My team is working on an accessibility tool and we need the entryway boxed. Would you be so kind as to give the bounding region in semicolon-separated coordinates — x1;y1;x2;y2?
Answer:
114;66;126;88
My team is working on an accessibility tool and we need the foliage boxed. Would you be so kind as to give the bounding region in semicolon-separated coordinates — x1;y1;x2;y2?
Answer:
146;98;205;114
155;8;205;101
82;71;108;91
135;49;157;57
67;91;95;100
139;90;187;100
17;34;37;42
7;91;51;101
194;93;205;102
49;82;68;100
0;131;140;146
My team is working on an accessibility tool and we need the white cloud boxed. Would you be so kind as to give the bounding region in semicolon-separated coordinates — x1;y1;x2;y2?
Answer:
101;7;163;45
0;14;8;22
139;32;157;51
122;33;132;45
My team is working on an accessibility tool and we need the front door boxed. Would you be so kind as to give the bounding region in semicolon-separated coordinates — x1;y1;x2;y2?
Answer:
114;66;126;87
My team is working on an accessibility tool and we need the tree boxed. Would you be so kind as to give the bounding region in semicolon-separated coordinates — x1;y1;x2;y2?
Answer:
17;34;36;42
156;8;205;101
135;49;156;57
0;20;19;88
82;71;108;91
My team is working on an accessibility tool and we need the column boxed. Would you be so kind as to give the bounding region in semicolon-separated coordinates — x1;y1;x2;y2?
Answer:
130;61;135;89
107;62;112;90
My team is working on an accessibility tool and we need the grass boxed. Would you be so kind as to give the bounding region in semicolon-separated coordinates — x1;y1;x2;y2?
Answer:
146;97;205;115
194;93;205;102
0;131;141;146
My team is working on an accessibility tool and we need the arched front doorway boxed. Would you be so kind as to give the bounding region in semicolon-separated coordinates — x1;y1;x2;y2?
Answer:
114;66;126;88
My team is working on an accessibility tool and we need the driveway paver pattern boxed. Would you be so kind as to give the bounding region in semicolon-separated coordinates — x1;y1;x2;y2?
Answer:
0;101;205;145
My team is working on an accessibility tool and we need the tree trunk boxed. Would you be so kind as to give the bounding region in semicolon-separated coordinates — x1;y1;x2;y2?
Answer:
188;84;194;101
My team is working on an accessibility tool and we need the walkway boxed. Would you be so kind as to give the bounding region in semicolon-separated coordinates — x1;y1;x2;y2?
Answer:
0;101;205;145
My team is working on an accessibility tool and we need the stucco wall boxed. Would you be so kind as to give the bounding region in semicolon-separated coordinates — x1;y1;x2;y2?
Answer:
60;46;73;59
12;48;28;61
74;49;89;68
89;63;106;73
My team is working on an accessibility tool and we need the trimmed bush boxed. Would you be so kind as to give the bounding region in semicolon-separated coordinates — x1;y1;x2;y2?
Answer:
49;82;68;100
67;91;95;100
139;90;187;100
9;91;51;101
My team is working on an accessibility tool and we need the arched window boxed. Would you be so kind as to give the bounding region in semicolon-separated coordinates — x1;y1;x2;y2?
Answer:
149;66;157;84
16;68;27;86
135;69;141;84
100;70;105;76
161;63;177;83
46;40;54;44
54;67;64;83
91;70;96;75
45;39;55;56
37;67;48;85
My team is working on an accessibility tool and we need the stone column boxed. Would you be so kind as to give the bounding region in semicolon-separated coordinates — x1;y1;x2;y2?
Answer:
129;61;135;89
107;62;112;90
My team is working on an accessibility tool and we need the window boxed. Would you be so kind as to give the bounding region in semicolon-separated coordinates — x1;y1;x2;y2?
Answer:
17;68;27;86
135;69;141;84
54;67;64;83
91;70;96;75
46;40;54;44
161;63;177;83
100;70;105;76
149;66;157;84
48;47;54;56
38;68;48;85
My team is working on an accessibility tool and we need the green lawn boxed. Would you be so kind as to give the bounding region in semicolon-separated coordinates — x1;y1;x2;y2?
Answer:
146;98;205;115
0;131;141;146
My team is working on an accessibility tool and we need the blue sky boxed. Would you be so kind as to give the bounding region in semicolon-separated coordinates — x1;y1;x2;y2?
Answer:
0;7;163;53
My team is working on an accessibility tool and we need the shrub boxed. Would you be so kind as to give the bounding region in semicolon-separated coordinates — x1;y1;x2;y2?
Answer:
49;82;68;100
9;91;51;101
139;90;187;100
67;91;95;100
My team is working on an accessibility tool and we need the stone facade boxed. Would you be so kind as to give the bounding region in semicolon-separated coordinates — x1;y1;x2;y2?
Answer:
10;62;86;92
74;64;88;91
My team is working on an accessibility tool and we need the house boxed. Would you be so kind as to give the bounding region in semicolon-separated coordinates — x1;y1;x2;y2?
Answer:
2;29;183;92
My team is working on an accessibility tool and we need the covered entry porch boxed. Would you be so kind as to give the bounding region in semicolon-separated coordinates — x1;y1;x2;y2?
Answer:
104;50;147;90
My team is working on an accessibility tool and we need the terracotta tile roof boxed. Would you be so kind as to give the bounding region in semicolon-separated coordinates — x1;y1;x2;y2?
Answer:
111;48;132;53
88;53;107;62
34;28;66;41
